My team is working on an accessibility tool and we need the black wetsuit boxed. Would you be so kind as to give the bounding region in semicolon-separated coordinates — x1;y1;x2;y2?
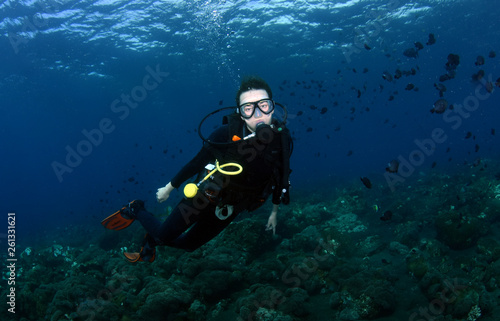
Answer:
135;119;291;252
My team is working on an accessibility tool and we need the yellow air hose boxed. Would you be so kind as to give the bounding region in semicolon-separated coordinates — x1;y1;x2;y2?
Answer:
184;160;242;198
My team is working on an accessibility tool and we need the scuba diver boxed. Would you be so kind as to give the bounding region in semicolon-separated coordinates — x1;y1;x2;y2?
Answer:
101;76;292;262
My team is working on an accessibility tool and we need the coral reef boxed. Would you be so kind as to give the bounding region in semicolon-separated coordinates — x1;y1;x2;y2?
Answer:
3;163;500;321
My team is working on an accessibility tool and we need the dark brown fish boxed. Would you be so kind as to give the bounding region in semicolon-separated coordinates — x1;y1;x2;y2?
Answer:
465;131;472;139
472;70;485;81
405;83;415;91
360;177;372;189
434;83;447;92
380;210;393;221
414;42;424;50
431;99;448;114
382;71;393;81
386;160;399;173
475;56;485;66
485;81;494;93
439;73;453;82
446;53;460;70
426;33;436;45
364;43;371;50
403;48;418;58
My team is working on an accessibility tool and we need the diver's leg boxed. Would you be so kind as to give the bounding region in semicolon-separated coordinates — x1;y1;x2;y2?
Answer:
171;207;240;251
152;198;209;245
135;208;162;238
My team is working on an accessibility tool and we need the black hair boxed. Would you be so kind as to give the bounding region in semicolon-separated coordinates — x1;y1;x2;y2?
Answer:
235;76;273;106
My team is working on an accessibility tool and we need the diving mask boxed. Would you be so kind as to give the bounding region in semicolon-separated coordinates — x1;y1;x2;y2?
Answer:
237;99;275;119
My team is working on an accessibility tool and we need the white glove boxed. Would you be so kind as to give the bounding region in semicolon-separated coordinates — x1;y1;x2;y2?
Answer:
157;182;174;203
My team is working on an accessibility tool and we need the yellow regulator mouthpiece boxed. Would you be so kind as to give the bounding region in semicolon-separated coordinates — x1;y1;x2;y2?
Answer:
184;183;199;198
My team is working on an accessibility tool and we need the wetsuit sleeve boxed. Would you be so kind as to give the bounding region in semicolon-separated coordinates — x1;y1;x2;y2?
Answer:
170;147;213;188
170;126;228;189
272;186;282;205
271;129;292;205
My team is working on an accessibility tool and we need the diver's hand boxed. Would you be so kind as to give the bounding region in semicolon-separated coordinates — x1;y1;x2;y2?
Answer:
266;204;279;235
157;182;174;203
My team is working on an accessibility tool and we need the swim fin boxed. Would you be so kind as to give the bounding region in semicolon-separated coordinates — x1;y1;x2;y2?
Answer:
124;239;156;263
101;208;134;230
101;200;144;230
123;248;156;263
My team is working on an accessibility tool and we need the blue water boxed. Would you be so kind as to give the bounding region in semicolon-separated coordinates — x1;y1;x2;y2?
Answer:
1;0;499;239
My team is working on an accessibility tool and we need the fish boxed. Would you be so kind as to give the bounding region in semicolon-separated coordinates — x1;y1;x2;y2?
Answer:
403;48;418;58
405;83;415;91
446;53;460;70
347;150;353;156
489;51;496;58
475;144;480;153
364;43;372;50
485;81;494;93
386;160;399;173
414;42;424;50
382;71;393;81
426;33;436;45
496;78;500;87
219;100;223;105
360;177;372;189
472;70;485;81
380;210;393;221
430;99;448;114
492;128;496;135
320;107;328;114
475;56;485;66
439;73;453;82
431;161;437;168
465;131;472;139
434;83;447;93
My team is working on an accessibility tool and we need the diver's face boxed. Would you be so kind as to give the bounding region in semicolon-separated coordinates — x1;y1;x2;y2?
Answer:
239;89;274;132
